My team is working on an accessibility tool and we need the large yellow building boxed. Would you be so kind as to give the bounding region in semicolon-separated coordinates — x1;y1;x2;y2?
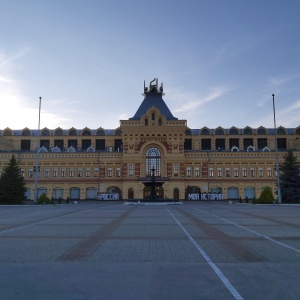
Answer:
1;79;300;201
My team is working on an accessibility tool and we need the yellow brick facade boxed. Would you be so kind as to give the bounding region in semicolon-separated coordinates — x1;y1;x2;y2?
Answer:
1;79;300;201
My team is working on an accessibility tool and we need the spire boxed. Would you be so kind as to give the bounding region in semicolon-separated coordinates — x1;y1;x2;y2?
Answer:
130;79;177;121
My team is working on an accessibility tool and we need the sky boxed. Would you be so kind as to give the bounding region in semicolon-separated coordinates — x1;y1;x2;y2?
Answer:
0;0;300;131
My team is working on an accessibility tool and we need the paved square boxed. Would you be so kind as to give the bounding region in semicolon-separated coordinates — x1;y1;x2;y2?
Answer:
0;202;300;299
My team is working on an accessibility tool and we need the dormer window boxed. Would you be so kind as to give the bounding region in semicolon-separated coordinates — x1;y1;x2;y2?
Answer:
152;113;155;120
145;118;148;126
158;118;162;126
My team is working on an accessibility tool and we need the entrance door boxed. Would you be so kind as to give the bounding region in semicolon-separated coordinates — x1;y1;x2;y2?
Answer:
227;187;239;199
143;186;164;200
70;188;80;200
53;188;63;200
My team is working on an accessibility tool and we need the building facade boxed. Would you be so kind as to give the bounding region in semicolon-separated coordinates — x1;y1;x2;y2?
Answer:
1;79;300;201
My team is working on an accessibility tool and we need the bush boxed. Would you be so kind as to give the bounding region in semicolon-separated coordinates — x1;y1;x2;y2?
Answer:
253;187;274;204
37;193;51;204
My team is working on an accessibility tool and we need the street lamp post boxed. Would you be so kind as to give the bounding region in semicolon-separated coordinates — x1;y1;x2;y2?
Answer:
272;94;281;203
33;97;42;203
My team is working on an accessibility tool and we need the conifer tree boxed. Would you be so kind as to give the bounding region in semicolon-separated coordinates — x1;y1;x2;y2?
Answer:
279;149;300;203
0;155;27;203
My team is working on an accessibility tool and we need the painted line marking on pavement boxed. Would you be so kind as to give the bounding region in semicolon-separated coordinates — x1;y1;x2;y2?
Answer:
0;206;100;234
194;208;300;254
166;208;244;300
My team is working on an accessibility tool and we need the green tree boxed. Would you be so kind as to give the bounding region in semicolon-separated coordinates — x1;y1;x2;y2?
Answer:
255;187;274;204
279;149;300;203
0;155;27;203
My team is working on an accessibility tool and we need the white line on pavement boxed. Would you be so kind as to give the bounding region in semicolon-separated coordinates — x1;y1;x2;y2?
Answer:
194;208;300;254
166;208;244;300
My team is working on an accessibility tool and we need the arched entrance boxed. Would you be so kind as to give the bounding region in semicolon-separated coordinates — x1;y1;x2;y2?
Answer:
173;188;179;200
143;186;164;200
128;188;134;200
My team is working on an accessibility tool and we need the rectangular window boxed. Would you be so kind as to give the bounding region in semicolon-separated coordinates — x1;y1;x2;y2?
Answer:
40;139;50;149
215;138;225;150
229;138;239;150
184;139;192;150
116;168;121;177
53;168;58;177
259;168;264;177
77;168;82;177
201;139;211;150
257;138;267;150
194;167;200;177
82;139;91;150
226;168;230;177
267;168;272;177
114;139;122;151
234;168;239;177
277;138;287;150
242;168;247;177
85;168;90;177
209;168;214;177
21;140;31;151
186;167;191;177
250;168;255;177
54;139;64;150
45;168;50;177
217;168;222;177
61;168;66;177
20;169;25;177
128;164;134;176
28;169;33;178
93;168;99;177
173;164;178;176
243;138;254;150
68;139;78;150
107;167;112;177
69;168;74;177
96;139;106;150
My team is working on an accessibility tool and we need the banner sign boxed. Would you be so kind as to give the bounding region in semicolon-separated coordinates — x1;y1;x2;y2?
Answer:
188;193;223;201
97;193;119;200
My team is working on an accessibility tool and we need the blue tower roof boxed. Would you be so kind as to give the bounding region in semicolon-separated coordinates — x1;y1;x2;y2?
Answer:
130;79;178;121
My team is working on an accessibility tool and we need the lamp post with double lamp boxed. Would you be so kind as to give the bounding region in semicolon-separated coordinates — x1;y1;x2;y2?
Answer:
272;94;281;203
33;97;42;203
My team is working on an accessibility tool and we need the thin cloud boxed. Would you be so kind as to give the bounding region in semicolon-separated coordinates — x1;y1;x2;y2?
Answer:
172;86;230;114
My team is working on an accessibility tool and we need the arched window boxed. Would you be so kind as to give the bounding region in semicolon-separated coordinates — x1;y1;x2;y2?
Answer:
82;129;91;136
41;128;50;136
229;128;239;135
145;118;148;126
54;128;64;136
158;118;162;126
277;127;286;135
151;113;155;120
68;128;77;136
96;129;105;136
257;127;267;135
215;128;225;135
3;129;12;136
146;147;161;176
22;129;31;136
201;128;210;135
243;127;253;135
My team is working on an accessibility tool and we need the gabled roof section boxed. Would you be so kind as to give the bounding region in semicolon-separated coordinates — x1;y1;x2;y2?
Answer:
130;78;178;121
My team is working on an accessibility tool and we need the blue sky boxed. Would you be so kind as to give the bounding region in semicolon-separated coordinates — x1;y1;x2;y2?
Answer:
1;0;300;131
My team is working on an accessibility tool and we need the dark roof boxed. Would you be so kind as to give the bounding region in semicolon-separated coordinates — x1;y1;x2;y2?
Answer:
130;93;178;120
